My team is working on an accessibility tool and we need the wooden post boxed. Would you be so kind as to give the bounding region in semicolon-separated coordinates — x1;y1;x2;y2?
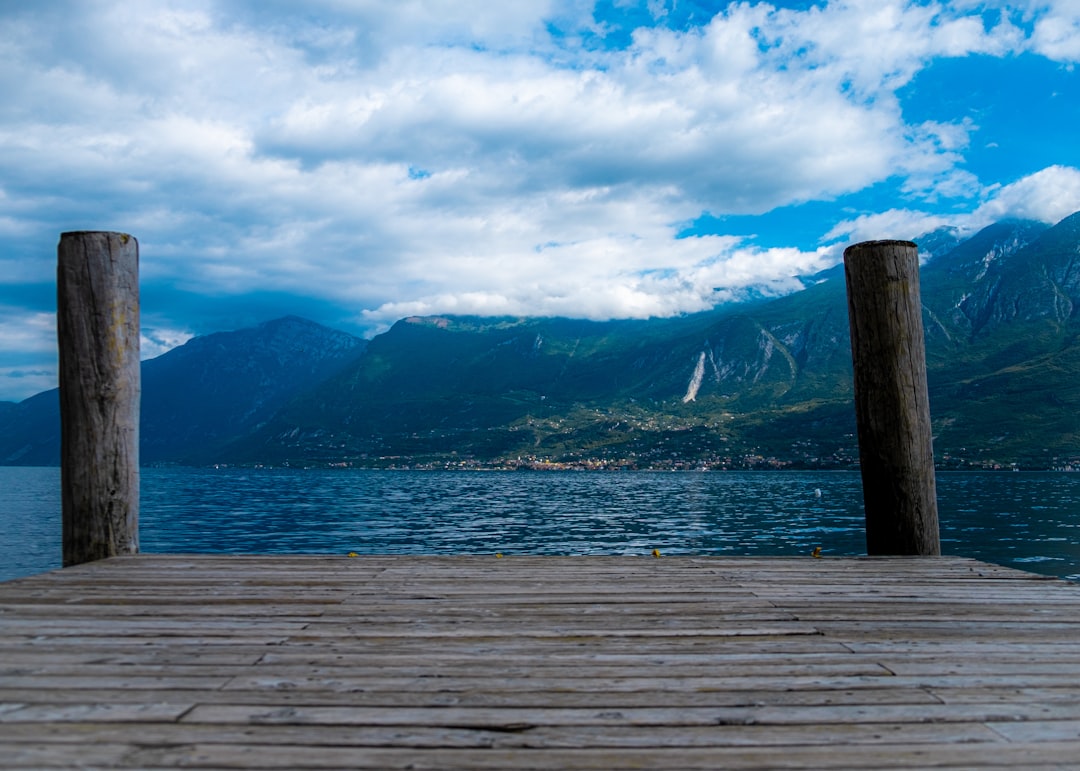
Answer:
57;232;140;567
843;240;940;556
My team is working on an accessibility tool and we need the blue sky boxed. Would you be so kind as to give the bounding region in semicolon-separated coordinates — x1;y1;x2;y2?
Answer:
2;0;1080;401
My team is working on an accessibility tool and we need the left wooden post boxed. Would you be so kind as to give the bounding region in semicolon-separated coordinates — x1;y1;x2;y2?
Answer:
57;231;140;567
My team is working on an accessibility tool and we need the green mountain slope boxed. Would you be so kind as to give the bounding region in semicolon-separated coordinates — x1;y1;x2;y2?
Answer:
227;214;1080;469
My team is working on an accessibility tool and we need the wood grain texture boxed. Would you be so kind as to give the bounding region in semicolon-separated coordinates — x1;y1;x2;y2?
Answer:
1;555;1079;769
56;231;140;567
844;240;940;555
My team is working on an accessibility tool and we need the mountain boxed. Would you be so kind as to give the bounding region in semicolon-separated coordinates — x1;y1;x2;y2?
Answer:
915;225;967;261
139;315;367;463
231;267;860;467
0;316;367;465
4;213;1080;470
0;389;60;466
228;214;1079;470
918;214;1080;467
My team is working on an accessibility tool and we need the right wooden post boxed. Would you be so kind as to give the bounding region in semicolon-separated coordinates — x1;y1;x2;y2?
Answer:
844;240;940;556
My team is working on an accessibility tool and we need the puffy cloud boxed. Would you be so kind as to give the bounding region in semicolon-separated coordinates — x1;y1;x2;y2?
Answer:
0;310;57;402
141;328;195;361
973;165;1080;223
825;164;1080;246
824;209;958;245
0;310;55;354
360;233;835;328
0;368;57;403
1030;1;1080;61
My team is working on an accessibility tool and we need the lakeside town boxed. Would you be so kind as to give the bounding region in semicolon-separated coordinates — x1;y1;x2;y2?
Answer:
264;447;1080;473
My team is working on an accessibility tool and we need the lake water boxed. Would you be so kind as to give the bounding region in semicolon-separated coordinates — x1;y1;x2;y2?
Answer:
2;467;1080;582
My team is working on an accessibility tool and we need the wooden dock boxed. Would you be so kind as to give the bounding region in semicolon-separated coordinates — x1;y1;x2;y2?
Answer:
1;555;1079;769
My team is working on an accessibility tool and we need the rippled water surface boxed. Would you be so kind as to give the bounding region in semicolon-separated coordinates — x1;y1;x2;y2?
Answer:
3;467;1080;581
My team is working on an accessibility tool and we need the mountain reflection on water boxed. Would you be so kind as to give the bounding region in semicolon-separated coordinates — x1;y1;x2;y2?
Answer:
2;468;1079;582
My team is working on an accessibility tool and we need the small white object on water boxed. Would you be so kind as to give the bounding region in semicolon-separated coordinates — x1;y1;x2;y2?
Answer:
814;488;822;498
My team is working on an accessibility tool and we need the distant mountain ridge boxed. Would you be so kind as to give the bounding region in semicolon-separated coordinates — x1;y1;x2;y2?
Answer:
0;316;367;465
2;213;1080;469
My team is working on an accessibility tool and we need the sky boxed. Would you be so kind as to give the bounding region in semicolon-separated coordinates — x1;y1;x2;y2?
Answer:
2;0;1080;402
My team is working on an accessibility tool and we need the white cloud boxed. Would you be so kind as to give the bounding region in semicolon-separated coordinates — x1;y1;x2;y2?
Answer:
824;209;957;246
973;165;1080;224
0;368;56;403
0;310;57;401
0;310;55;354
825;165;1080;246
1030;1;1080;61
141;328;194;360
360;235;834;327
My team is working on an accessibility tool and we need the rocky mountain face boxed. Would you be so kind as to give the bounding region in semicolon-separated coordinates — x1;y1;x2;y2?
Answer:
0;316;367;465
918;214;1080;468
3;213;1079;469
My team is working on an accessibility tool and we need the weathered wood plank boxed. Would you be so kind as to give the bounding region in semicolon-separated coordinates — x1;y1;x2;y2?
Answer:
0;702;191;723
178;701;1080;727
0;719;1007;749
0;660;895;680
6;740;1080;770
0;685;946;709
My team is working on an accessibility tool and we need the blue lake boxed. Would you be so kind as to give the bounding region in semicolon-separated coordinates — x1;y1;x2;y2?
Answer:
2;467;1080;582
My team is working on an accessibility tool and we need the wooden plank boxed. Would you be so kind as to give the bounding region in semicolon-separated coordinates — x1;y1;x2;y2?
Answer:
0;719;1007;748
986;719;1080;743
0;660;896;680
0;675;233;690
5;740;1079;770
178;701;1080;727
0;685;945;709
0;702;190;723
